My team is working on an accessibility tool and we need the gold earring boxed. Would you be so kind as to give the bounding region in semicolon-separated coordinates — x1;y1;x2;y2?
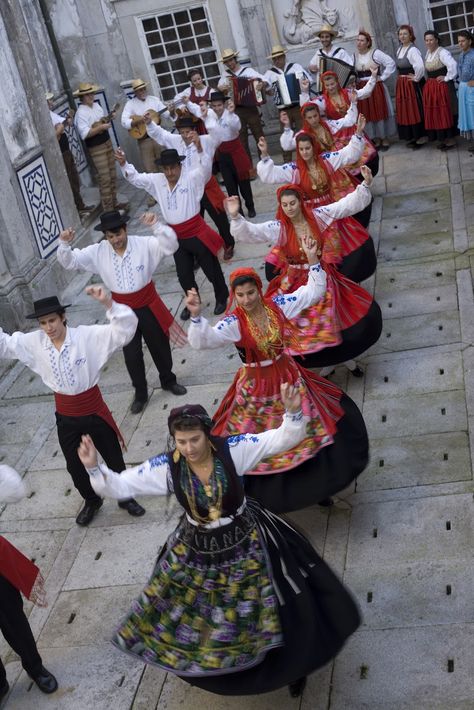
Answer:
173;449;180;463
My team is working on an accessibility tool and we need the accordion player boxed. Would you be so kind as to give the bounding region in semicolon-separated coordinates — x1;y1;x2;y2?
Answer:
272;73;302;109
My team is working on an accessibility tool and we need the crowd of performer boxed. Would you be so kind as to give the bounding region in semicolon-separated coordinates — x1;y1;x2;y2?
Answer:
1;18;473;704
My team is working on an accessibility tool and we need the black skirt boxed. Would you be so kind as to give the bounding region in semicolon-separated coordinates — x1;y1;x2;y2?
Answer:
243;394;368;513
293;299;383;368
188;499;361;695
338;237;377;283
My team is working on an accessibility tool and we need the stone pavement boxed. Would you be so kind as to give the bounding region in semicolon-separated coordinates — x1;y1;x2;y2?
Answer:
1;139;474;710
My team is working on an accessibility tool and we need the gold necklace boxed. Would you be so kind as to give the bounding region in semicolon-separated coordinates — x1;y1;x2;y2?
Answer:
185;457;223;523
307;161;327;192
244;305;282;359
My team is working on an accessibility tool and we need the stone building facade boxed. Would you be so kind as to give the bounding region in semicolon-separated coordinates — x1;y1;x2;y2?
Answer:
0;0;472;329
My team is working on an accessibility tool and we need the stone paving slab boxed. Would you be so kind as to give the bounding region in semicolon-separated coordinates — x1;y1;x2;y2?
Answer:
362;389;467;439
363;350;463;399
63;521;175;590
356;431;471;491
378;230;454;263
346;494;474;569
346;560;474;629
38;586;142;648
330;624;474;710
370;310;461;354
0;469;82;520
382;209;451;238
5;644;143;710
375;257;456;292
382;187;450;219
375;283;458;318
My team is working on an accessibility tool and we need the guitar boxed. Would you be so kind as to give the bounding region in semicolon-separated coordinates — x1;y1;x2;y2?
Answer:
128;99;188;139
91;102;120;129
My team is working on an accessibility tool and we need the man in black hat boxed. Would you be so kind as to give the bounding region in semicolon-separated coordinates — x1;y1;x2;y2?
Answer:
57;211;187;414
201;92;256;218
0;285;145;526
116;146;229;321
144;113;235;260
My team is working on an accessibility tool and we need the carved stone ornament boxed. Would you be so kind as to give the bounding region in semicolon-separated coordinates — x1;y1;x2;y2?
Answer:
282;0;358;46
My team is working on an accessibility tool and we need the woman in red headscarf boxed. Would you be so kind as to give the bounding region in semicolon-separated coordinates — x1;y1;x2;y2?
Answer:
186;246;369;514
258;130;376;282
228;173;382;373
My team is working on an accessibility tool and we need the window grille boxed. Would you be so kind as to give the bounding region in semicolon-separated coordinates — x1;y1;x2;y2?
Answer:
139;4;220;102
427;1;474;47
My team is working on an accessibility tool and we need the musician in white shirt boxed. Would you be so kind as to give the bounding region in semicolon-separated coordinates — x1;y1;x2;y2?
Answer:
57;210;187;414
73;82;128;212
0;287;144;526
200;92;256;218
115;146;229;320
121;79;170;205
217;48;269;166
264;44;310;161
145;114;235;259
308;25;354;78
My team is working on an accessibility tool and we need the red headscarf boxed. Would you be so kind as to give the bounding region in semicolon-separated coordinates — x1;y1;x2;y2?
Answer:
321;71;350;118
300;102;335;152
226;266;301;362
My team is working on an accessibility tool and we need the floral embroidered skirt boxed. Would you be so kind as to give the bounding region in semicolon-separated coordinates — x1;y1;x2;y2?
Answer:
113;500;361;694
113;506;283;676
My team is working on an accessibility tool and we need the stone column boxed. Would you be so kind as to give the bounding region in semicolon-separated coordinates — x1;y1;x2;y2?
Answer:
224;0;250;60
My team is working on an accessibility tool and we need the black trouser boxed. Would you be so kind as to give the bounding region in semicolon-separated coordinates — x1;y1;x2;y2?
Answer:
0;574;42;686
217;153;254;212
173;237;229;303
123;306;176;401
56;412;128;503
200;194;234;248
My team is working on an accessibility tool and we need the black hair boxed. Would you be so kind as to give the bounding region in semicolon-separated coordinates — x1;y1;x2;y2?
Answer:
188;68;202;81
279;187;302;200
230;274;259;290
296;133;313;144
424;30;441;43
169;415;208;436
457;30;474;43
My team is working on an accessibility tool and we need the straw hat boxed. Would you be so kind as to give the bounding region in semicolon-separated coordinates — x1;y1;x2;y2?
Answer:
220;48;239;63
45;91;54;101
317;24;338;37
73;82;100;97
267;44;287;59
131;79;148;92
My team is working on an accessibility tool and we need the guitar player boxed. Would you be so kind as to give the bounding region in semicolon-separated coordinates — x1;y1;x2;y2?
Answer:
120;79;172;206
74;82;129;212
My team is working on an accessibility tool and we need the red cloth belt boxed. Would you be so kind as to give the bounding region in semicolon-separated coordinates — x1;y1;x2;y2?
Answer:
172;213;224;256
111;282;187;347
54;385;126;450
217;137;252;181
204;175;226;213
0;537;46;606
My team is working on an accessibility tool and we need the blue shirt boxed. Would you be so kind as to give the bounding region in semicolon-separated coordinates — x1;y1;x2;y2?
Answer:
458;49;474;82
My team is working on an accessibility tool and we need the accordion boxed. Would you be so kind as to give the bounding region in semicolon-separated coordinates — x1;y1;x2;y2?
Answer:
316;53;356;93
272;73;301;109
230;76;266;107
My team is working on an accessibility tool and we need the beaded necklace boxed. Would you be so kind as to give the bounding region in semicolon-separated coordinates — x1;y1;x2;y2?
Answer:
182;456;223;523
242;305;282;359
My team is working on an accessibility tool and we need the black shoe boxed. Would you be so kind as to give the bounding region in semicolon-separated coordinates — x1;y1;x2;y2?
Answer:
76;499;103;526
130;397;148;414
118;499;146;517
247;208;256;218
350;366;364;378
318;497;334;507
288;676;306;697
29;667;58;694
223;245;234;261
0;682;9;701
411;142;424;150
163;382;187;396
214;301;227;315
180;306;191;321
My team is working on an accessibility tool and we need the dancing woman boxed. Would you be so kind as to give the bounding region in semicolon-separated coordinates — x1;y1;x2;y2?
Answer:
78;385;361;697
258;130;376;282
185;246;369;513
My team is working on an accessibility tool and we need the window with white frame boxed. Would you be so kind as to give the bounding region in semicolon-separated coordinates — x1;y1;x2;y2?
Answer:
139;5;220;102
427;1;474;47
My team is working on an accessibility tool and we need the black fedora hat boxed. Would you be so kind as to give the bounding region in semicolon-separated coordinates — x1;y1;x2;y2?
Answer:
208;91;230;103
26;296;71;320
155;149;186;167
93;210;130;232
175;115;199;129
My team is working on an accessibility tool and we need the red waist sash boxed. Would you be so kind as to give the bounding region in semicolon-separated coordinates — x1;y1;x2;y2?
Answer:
0;536;46;606
54;385;126;449
111;282;186;347
204;175;226;213
217;137;252;180
172;213;224;256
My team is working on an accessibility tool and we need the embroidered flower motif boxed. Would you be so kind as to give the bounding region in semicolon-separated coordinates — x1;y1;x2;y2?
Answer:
216;315;238;330
149;453;169;467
